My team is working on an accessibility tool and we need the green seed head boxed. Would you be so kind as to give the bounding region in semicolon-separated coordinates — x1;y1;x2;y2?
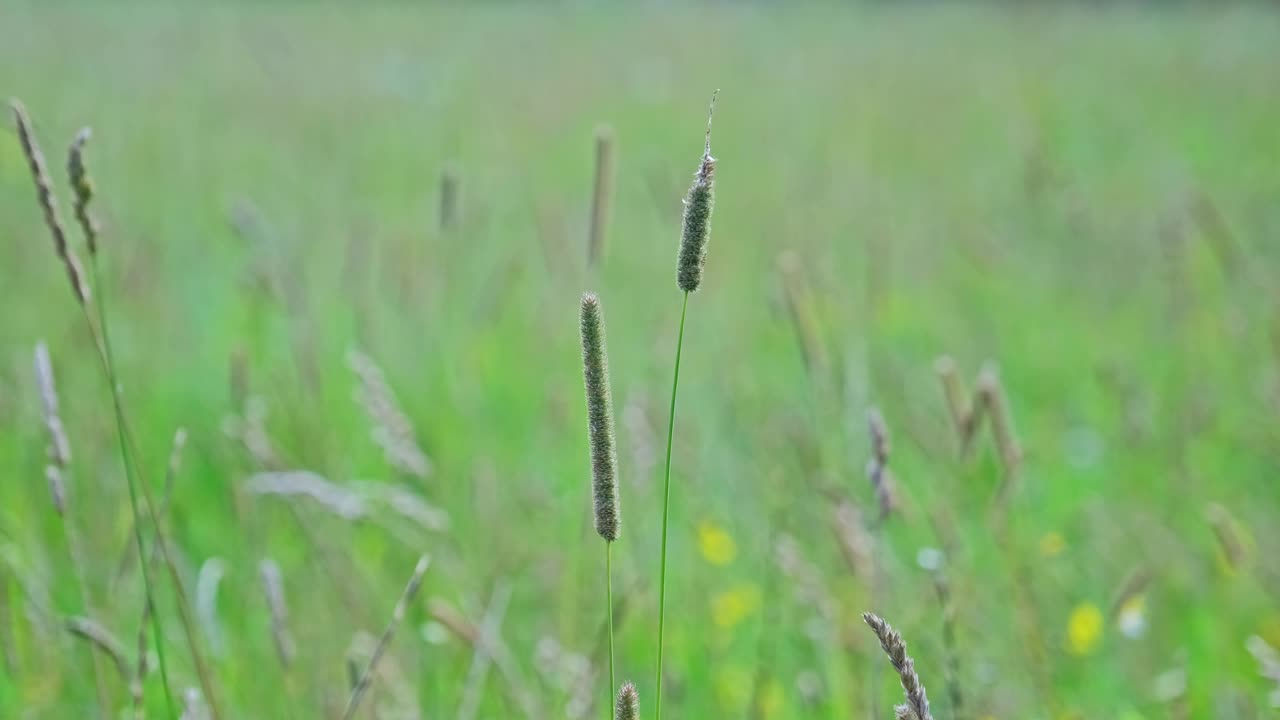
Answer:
615;682;640;720
676;91;718;293
67;127;99;255
580;292;620;542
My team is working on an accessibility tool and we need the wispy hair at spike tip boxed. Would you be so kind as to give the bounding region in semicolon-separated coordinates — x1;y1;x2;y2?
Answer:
615;682;640;720
580;292;620;541
676;90;719;293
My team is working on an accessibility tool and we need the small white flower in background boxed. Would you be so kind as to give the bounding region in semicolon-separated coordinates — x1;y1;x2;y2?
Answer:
1246;635;1280;707
421;621;451;645
1153;667;1186;703
1117;594;1148;639
916;547;944;572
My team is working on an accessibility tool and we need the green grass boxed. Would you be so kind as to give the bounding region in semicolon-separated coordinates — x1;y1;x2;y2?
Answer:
2;2;1280;718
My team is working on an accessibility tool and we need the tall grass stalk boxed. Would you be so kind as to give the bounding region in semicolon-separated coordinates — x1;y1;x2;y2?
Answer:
88;248;181;718
656;90;718;720
69;123;224;720
10;103;177;716
654;291;687;720
607;543;615;710
580;291;620;711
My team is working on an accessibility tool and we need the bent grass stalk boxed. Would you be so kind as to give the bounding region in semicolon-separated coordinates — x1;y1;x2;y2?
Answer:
656;91;718;720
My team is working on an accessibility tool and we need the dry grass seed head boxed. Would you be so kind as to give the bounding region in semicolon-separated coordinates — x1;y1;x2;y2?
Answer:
259;559;296;668
34;341;71;468
862;612;933;720
66;616;131;683
587;125;616;269
348;349;433;480
67;126;100;255
10;100;90;304
866;407;896;522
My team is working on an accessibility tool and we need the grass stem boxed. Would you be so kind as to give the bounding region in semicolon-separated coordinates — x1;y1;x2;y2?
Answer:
607;542;616;719
655;290;689;720
87;255;178;719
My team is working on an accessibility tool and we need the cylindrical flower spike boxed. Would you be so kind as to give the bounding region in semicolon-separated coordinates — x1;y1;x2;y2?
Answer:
587;125;615;270
580;292;620;541
615;682;640;720
676;90;719;293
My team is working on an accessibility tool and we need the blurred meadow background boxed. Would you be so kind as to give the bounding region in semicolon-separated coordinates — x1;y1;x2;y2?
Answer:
2;1;1280;718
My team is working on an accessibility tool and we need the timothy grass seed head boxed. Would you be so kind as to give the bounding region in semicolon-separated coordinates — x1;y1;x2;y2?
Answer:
580;292;620;541
676;90;719;293
615;681;640;720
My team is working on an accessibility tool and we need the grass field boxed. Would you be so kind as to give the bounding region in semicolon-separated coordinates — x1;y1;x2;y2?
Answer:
2;2;1280;718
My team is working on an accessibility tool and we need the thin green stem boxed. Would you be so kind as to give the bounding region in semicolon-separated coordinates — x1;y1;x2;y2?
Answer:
606;541;616;718
87;255;177;719
655;291;689;720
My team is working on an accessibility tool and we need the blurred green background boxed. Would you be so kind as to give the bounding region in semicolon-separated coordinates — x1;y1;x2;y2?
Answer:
2;2;1279;718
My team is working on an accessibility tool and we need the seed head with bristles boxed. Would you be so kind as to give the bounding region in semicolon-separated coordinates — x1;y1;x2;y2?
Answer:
68;127;100;256
34;341;71;468
615;681;640;720
863;612;933;720
10;100;90;304
587;125;616;269
977;364;1022;477
866;407;895;522
676;90;719;293
580;292;620;542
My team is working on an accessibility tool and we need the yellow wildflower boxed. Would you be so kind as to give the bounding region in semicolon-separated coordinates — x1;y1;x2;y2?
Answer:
1039;531;1066;558
1067;602;1104;656
714;666;751;711
711;585;761;629
757;678;784;718
698;520;737;566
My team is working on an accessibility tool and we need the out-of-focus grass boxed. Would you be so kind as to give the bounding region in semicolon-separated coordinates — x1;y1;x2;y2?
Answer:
1;2;1279;717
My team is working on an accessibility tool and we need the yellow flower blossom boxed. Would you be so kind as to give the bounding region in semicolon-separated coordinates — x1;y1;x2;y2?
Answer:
1067;602;1104;656
715;666;751;711
711;585;761;629
1039;531;1066;558
698;520;737;566
757;678;784;718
